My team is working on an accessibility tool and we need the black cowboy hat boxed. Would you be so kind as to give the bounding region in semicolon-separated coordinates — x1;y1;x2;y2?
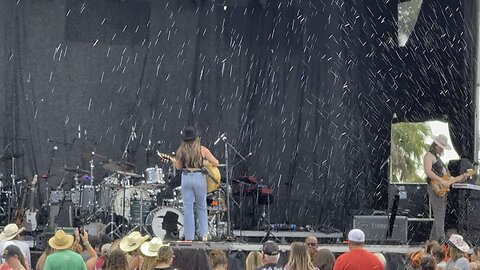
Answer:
181;126;199;141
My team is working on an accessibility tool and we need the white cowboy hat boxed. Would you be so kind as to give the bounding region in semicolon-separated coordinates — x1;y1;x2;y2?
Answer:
448;234;470;253
0;224;25;242
48;230;74;250
119;231;149;253
140;237;170;257
433;134;451;150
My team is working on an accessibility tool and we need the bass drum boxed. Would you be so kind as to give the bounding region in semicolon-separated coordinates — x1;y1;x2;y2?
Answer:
114;188;151;222
145;207;184;240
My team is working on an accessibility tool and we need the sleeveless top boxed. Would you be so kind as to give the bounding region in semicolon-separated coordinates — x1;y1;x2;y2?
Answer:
426;152;446;184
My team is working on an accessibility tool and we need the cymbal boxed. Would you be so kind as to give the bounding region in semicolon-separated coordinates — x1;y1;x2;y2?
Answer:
83;152;108;160
115;171;142;178
0;153;25;162
102;160;135;172
62;167;90;175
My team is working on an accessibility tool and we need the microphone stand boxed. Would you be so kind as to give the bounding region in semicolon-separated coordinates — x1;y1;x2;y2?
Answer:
219;135;249;240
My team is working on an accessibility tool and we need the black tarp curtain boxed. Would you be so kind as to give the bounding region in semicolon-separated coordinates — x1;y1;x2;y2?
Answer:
0;0;477;232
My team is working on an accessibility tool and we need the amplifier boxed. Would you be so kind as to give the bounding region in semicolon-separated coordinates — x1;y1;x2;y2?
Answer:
353;215;408;243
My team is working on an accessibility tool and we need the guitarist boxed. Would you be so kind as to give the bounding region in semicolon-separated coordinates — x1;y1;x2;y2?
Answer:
172;127;219;241
423;134;470;241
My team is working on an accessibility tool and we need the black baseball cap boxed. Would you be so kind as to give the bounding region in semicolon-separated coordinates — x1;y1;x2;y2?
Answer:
1;245;22;260
262;241;280;255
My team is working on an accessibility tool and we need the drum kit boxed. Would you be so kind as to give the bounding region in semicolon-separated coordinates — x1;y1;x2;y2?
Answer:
42;155;228;241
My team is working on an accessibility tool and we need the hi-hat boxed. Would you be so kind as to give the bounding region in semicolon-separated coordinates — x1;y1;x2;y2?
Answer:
0;153;24;162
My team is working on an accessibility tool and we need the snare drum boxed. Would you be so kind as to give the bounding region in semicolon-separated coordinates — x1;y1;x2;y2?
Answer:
114;188;151;222
145;207;184;240
145;166;165;186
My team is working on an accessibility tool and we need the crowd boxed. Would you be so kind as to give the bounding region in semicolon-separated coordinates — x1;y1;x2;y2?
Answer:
0;222;478;270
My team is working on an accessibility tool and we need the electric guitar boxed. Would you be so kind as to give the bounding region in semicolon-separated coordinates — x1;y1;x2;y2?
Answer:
14;175;37;226
23;174;39;231
431;169;475;197
157;151;221;193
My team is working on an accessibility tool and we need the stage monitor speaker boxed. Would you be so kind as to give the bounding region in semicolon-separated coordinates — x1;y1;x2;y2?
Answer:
407;218;433;244
353;215;407;243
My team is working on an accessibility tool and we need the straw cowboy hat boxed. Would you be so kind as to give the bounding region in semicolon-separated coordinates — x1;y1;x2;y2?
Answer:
448;234;470;253
48;230;74;250
433;134;451;150
140;237;170;257
0;224;25;241
119;231;149;253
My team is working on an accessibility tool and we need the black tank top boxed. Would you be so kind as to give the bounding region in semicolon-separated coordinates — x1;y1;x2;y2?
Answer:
426;152;446;184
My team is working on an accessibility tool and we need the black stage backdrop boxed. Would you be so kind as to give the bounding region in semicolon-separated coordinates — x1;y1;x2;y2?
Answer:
0;0;477;232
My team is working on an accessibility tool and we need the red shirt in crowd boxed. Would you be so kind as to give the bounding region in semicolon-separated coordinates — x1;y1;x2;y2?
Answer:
333;249;384;270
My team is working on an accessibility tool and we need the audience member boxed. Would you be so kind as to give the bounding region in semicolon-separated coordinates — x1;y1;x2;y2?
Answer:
105;250;129;270
256;241;283;270
305;236;319;265
314;249;335;270
44;229;87;270
95;243;112;270
426;241;440;254
374;253;386;269
407;249;425;269
445;234;469;270
36;246;54;270
119;231;149;270
153;246;176;270
140;237;168;270
333;229;384;270
0;224;31;269
0;245;28;270
284;242;318;270
421;255;436;270
73;229;98;270
209;250;228;270
431;246;446;270
469;246;480;270
246;251;263;270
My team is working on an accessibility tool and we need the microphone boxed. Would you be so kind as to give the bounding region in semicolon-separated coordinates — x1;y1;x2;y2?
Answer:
214;133;225;145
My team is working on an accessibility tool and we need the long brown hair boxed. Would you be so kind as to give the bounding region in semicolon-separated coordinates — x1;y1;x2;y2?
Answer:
140;256;157;270
287;242;314;270
428;142;440;156
449;246;466;261
106;249;129;270
176;137;203;168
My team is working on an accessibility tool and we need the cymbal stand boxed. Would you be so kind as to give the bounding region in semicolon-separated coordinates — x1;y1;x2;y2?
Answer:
89;153;96;215
99;192;121;238
8;155;17;222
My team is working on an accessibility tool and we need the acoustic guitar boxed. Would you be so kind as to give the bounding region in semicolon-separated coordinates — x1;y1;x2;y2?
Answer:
431;169;475;197
157;151;221;193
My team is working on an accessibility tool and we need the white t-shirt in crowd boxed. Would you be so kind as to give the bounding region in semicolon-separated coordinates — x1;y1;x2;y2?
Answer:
445;257;469;270
0;240;32;268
